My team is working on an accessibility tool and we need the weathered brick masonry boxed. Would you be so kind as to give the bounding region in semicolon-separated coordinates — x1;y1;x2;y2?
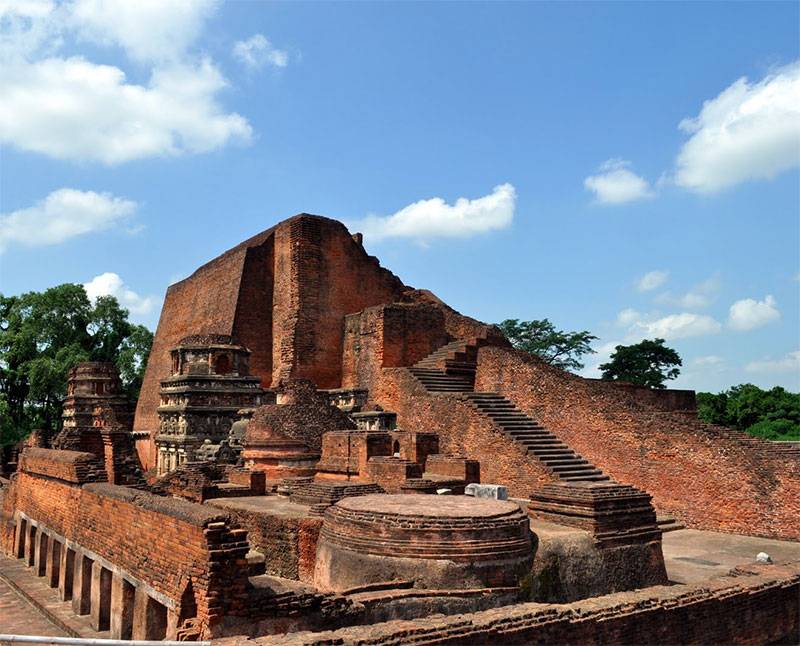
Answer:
475;346;800;540
3;449;250;637
135;215;407;468
232;561;800;645
373;369;555;495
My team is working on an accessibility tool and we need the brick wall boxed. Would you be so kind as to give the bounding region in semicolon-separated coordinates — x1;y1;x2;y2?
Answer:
342;304;448;390
373;369;555;496
272;216;408;388
134;243;252;467
242;561;800;645
475;346;800;540
4;449;250;636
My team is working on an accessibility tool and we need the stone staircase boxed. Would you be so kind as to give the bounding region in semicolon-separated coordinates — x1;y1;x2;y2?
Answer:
408;340;609;483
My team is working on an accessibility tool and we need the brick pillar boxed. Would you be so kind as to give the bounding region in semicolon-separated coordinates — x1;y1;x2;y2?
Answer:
14;518;27;559
110;574;135;639
34;531;49;577
90;562;112;631
24;524;36;566
132;588;168;640
59;547;75;601
46;540;61;587
72;554;92;615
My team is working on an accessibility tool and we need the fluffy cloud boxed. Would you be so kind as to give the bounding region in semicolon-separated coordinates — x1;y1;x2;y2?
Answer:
745;350;800;374
233;34;288;69
674;62;800;193
69;0;219;63
656;274;720;309
635;270;669;292
84;272;155;315
584;159;654;205
0;188;136;253
0;0;253;163
352;183;516;242
635;312;722;340
692;355;725;367
728;295;780;331
615;308;722;341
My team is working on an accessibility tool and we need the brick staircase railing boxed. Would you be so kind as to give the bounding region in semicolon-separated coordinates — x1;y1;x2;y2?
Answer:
408;340;609;483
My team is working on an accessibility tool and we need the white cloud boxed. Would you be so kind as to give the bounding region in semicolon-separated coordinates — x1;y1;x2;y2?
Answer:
233;33;288;69
0;0;253;164
84;272;155;315
728;294;781;331
616;308;641;327
745;350;800;374
69;0;219;63
0;188;136;253
615;307;722;341
674;61;800;193
636;270;669;292
584;159;654;205
656;274;720;309
635;312;722;341
692;355;724;367
352;183;516;242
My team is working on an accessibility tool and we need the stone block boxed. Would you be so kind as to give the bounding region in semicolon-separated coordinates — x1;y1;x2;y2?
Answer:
465;483;508;500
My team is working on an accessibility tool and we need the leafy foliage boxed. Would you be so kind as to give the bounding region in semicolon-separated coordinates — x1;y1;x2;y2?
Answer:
497;318;597;371
0;284;153;446
599;338;681;389
697;384;800;440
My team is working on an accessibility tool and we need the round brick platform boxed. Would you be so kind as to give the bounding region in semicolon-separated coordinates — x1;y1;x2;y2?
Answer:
314;494;534;591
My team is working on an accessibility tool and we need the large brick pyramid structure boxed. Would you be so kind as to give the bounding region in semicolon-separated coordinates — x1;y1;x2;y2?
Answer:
134;213;799;540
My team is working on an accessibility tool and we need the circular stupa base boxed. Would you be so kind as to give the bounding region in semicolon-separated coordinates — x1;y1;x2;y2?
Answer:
314;494;533;592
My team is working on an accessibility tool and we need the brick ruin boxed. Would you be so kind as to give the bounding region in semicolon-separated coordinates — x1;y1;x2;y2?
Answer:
1;213;798;643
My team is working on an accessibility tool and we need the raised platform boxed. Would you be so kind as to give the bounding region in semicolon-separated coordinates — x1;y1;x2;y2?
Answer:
528;481;661;547
314;494;533;592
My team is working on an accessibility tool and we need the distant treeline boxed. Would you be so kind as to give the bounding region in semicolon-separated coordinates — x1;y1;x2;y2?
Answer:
697;384;800;441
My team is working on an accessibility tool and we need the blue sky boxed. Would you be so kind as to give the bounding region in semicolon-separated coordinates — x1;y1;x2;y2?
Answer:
1;1;798;392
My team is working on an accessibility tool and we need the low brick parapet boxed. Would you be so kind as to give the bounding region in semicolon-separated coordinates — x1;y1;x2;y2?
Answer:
19;449;107;485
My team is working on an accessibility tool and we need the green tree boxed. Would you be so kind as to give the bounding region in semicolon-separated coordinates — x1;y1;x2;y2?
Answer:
497;318;597;371
696;391;729;425
0;284;153;446
697;383;800;440
599;338;681;389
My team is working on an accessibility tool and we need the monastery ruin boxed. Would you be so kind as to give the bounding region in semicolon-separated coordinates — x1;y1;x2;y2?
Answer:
1;214;798;644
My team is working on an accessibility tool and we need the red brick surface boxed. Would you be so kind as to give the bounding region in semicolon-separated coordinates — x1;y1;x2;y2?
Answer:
475;346;800;540
3;452;250;637
374;369;555;497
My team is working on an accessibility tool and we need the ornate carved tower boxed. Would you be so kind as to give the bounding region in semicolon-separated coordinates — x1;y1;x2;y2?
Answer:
155;335;267;475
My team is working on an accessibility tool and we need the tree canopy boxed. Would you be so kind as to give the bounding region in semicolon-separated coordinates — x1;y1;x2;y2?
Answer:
697;384;800;440
0;284;153;446
497;318;597;371
599;338;681;389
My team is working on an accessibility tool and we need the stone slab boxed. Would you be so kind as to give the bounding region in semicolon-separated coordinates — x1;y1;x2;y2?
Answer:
465;483;508;500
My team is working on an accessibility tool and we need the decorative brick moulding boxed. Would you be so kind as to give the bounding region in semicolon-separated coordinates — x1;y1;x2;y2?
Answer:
314;494;533;592
529;481;662;548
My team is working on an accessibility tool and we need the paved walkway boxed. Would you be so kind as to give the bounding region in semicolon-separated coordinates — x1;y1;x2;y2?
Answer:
0;555;106;639
0;571;66;638
662;528;800;583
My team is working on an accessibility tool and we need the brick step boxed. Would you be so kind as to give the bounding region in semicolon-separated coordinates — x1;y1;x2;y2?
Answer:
519;439;569;447
656;516;686;533
512;439;559;447
549;462;592;473
543;458;590;468
505;430;554;439
527;450;576;459
409;371;472;380
557;466;604;475
562;474;611;482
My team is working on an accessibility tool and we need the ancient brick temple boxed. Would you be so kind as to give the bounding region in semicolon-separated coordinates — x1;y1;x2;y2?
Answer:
1;213;798;643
